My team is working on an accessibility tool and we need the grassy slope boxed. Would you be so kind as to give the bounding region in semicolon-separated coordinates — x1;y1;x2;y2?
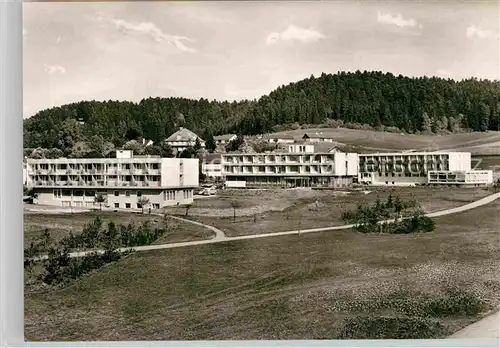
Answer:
265;128;500;154
24;212;214;246
25;199;500;341
188;187;490;237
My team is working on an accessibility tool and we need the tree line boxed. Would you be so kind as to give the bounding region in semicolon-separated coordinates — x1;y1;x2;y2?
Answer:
24;71;500;158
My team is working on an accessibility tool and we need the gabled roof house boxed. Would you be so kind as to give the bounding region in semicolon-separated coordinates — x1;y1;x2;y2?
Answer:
165;127;206;152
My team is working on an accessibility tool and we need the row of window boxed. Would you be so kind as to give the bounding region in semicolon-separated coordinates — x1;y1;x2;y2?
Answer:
33;163;160;170
163;190;176;201
53;190;193;199
61;201;161;209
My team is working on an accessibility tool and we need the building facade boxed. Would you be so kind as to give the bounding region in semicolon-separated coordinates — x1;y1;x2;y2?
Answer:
357;152;492;186
220;149;492;188
214;134;237;145
222;144;359;188
427;170;493;185
201;154;223;179
26;150;199;209
302;132;335;143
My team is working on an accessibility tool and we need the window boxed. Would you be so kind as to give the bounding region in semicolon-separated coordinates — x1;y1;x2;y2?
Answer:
125;203;131;208
114;203;119;208
392;181;395;185
125;191;130;197
153;204;159;209
114;191;119;196
163;191;167;201
137;191;142;197
137;204;142;209
53;190;61;198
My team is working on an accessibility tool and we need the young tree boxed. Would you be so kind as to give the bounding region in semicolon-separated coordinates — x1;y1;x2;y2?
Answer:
393;195;404;221
493;178;500;193
386;193;394;209
421;112;432;132
102;221;119;252
94;193;107;211
225;135;244;152
204;131;216;153
194;138;202;151
185;203;192;217
137;196;150;214
179;147;197;158
229;200;242;222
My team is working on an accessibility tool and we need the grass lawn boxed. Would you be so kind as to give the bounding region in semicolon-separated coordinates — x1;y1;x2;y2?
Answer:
25;198;500;341
188;187;491;237
24;211;214;246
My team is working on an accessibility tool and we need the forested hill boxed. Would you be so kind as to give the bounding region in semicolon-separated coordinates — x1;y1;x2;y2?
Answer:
24;71;500;154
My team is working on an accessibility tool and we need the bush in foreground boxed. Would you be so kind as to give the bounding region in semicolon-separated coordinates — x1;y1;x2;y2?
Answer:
338;316;445;339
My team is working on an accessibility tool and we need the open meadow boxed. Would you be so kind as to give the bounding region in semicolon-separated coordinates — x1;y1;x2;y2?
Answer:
266;128;500;154
174;187;491;237
24;194;500;340
263;128;500;154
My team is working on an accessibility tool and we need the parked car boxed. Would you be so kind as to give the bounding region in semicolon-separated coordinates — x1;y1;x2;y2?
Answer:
202;187;217;196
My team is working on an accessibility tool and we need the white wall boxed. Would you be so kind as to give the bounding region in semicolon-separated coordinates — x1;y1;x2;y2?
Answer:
116;150;133;159
346;153;359;176
225;181;246;188
23;166;27;185
465;170;493;184
35;188;194;208
334;152;347;176
359;172;427;186
160;158;199;187
448;152;471;172
288;144;315;153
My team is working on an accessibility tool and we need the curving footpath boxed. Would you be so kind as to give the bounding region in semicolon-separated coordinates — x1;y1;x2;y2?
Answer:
32;191;500;260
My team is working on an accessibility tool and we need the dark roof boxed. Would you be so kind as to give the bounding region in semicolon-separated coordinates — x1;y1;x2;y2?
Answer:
165;127;203;142
262;133;296;140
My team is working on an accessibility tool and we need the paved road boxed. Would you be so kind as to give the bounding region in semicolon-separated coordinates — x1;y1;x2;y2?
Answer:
449;311;500;339
32;191;499;260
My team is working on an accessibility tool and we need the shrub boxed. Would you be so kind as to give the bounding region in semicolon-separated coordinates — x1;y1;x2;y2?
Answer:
27;215;169;287
338;316;445;339
424;292;484;317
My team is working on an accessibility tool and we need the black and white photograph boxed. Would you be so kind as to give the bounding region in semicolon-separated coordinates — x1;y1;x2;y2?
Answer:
21;0;500;342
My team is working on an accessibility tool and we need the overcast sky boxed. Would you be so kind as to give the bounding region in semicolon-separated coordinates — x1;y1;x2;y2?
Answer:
23;0;499;118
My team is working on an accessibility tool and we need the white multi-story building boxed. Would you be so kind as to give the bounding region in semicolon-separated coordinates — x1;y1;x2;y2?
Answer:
222;144;359;188
358;152;492;186
220;149;493;188
26;150;199;209
201;154;222;179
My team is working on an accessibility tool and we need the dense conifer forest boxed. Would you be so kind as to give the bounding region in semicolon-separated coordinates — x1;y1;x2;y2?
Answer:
23;71;500;157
